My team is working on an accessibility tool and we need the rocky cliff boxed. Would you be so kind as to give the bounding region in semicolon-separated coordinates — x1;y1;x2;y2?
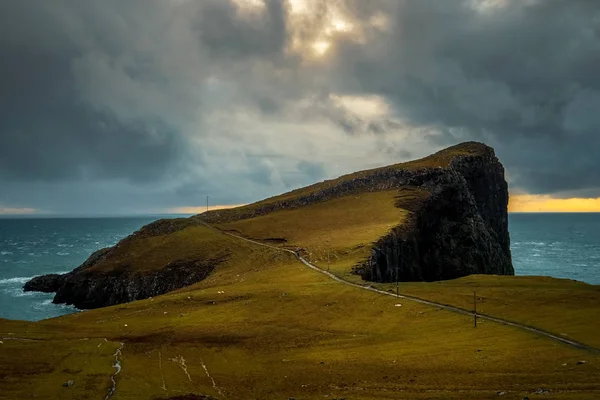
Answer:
24;141;513;308
204;141;513;283
24;220;222;309
357;148;513;281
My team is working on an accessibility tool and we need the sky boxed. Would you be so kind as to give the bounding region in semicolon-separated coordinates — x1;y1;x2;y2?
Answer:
1;0;599;215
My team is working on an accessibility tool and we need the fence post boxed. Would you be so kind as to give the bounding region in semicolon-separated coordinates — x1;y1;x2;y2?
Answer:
473;291;477;328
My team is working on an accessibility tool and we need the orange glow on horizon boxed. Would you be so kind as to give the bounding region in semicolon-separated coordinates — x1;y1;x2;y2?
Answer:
168;204;246;214
509;195;600;213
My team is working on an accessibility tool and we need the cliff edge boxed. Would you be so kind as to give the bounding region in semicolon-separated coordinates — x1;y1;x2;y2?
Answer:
358;144;513;282
24;141;513;309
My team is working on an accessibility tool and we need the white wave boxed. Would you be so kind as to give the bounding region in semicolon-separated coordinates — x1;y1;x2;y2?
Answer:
0;276;36;285
1;287;36;297
56;252;70;256
0;251;12;255
0;270;67;286
32;299;55;310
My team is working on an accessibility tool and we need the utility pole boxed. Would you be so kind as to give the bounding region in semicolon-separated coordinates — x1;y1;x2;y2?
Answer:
474;291;477;328
396;266;399;297
206;195;208;213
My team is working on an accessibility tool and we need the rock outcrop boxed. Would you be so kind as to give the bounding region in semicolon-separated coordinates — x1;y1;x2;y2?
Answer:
23;274;63;293
24;221;223;309
24;141;513;308
49;259;217;309
356;145;513;282
205;141;513;283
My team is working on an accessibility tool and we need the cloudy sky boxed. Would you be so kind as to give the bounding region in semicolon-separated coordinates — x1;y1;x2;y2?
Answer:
1;0;599;215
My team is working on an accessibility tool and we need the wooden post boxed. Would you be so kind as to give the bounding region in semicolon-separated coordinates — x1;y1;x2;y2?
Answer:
396;267;399;297
474;291;477;328
206;196;208;212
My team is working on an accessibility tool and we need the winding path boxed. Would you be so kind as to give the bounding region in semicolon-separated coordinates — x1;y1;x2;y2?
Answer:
205;223;600;354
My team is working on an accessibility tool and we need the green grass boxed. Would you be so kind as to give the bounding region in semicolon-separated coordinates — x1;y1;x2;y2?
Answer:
217;190;413;269
373;274;600;349
199;142;485;224
89;225;227;273
243;141;485;205
2;226;600;399
2;142;600;399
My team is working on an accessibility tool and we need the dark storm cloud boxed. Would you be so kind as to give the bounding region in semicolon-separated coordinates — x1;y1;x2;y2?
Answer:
326;0;600;195
0;1;187;183
0;0;299;212
198;0;288;58
2;0;600;214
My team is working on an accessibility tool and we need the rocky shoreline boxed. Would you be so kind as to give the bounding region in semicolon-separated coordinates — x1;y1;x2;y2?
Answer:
24;142;513;308
24;245;222;309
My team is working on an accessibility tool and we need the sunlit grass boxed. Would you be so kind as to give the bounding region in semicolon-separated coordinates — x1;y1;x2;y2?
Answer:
2;227;599;399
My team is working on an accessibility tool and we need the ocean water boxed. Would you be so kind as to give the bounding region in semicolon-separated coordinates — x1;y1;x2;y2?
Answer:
1;213;599;321
509;213;600;285
0;217;171;321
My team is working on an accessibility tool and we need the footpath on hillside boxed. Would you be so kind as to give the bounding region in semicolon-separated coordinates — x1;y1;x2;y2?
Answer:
201;222;600;355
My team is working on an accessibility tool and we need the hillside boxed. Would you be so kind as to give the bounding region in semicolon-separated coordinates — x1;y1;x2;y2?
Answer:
5;142;600;399
25;141;512;309
202;141;512;283
2;223;600;399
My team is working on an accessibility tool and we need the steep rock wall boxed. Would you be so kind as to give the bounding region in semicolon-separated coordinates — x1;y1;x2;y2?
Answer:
24;246;222;309
358;150;513;282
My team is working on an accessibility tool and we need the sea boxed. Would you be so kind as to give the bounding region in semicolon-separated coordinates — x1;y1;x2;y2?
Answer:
1;213;599;321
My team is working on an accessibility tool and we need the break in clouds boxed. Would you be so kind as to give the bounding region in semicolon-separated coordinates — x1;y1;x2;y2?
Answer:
1;0;599;213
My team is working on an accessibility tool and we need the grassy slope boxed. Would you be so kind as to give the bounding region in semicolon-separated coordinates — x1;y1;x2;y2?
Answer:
248;141;485;204
2;143;600;398
88;224;224;273
212;189;600;362
2;226;600;400
217;190;416;275
374;275;600;349
198;142;483;224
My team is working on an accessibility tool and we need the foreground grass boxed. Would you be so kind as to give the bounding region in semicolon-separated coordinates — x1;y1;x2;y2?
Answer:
2;227;600;399
373;275;600;349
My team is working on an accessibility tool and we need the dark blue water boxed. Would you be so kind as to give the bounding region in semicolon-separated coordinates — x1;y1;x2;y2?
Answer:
509;213;600;285
1;213;599;321
0;217;177;321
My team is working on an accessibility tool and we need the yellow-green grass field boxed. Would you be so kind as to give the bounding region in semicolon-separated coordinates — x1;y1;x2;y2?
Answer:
2;225;600;400
212;188;600;354
198;142;480;224
215;190;425;279
373;274;600;349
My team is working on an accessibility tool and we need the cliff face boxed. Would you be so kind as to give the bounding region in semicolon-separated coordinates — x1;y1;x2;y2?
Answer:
24;141;513;309
357;147;513;282
24;222;223;310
